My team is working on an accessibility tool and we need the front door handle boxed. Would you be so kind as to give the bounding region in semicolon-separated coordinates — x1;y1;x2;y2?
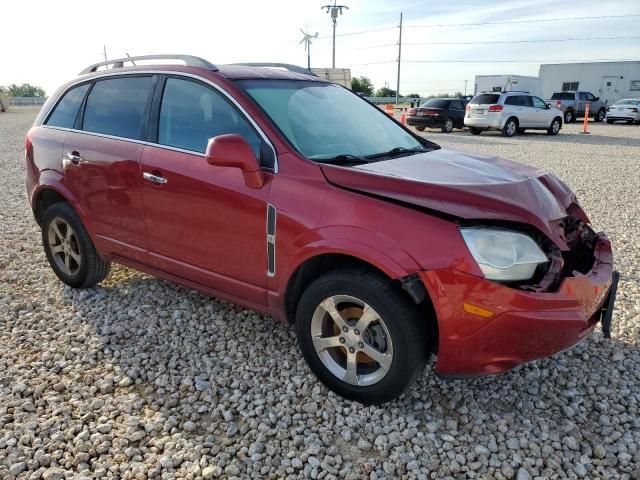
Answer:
142;172;168;185
65;151;85;165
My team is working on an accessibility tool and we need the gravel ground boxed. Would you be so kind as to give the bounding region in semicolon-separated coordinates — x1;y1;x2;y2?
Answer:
1;107;638;480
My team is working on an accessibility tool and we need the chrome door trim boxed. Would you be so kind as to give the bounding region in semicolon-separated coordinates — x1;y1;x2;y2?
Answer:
39;69;279;173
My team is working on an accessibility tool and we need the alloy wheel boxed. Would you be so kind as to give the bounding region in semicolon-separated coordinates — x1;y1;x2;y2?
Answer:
552;120;560;134
310;295;393;386
47;218;81;276
506;120;517;136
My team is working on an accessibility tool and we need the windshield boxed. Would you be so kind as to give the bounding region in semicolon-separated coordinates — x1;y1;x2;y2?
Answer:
615;99;640;105
237;80;428;161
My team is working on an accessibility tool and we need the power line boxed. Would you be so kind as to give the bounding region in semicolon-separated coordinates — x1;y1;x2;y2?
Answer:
405;14;640;29
316;13;640;39
403;35;640;46
352;58;639;66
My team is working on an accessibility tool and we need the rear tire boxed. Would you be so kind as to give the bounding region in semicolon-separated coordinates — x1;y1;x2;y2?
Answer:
564;110;574;123
547;117;562;135
441;118;454;133
295;269;428;404
502;117;518;137
469;127;482;135
594;109;606;122
415;126;426;131
42;202;111;288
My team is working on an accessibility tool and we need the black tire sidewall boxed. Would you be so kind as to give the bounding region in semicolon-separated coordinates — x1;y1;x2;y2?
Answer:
295;272;425;404
42;203;91;288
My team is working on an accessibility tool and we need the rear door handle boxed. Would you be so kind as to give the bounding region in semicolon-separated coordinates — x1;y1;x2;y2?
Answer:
142;172;168;185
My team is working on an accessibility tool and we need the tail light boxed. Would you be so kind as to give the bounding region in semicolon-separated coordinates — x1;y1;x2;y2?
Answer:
556;100;562;108
465;104;471;111
631;108;639;113
488;105;503;112
408;108;417;116
25;135;33;163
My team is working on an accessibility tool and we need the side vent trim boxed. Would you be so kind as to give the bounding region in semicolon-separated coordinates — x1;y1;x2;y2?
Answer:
266;204;277;277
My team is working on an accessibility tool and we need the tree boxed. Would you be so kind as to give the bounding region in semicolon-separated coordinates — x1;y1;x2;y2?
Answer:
406;93;421;98
375;87;397;98
351;76;374;96
7;83;46;97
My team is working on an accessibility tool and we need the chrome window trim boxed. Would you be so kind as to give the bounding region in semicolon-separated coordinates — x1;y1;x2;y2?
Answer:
39;69;278;173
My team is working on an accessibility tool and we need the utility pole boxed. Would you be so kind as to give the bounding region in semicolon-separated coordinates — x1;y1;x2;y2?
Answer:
322;1;349;68
396;12;403;105
103;45;108;62
464;80;468;96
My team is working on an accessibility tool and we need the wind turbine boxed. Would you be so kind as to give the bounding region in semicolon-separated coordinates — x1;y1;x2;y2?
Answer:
300;28;318;70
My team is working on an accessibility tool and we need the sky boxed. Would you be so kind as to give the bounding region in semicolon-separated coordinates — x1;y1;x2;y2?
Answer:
1;0;639;96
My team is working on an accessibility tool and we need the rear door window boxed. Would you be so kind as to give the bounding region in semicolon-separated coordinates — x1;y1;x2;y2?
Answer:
450;100;465;110
82;76;153;140
472;94;500;105
46;83;90;128
158;78;261;157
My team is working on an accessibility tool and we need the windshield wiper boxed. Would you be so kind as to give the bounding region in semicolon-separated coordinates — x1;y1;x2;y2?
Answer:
365;146;428;160
314;154;369;165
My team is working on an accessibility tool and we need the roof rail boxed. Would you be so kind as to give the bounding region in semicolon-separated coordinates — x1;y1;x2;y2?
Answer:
79;54;218;75
233;62;316;76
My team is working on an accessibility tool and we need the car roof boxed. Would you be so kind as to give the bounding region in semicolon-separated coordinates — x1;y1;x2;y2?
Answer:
216;64;326;82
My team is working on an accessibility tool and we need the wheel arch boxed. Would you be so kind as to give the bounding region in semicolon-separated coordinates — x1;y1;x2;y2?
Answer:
282;251;438;352
31;177;98;242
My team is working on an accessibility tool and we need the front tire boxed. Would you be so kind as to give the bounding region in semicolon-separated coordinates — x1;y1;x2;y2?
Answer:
547;117;562;135
42;202;111;288
295;269;428;404
469;127;483;135
415;126;426;131
607;119;614;124
502;117;518;137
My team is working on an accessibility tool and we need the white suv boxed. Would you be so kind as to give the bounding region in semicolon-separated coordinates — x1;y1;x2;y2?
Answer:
464;91;563;137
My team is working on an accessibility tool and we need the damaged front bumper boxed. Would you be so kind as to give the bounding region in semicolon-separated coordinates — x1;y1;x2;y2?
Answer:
420;233;617;377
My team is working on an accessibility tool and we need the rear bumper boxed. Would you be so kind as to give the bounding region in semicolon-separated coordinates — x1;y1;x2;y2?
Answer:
407;116;445;127
421;234;615;377
606;114;639;121
464;116;503;129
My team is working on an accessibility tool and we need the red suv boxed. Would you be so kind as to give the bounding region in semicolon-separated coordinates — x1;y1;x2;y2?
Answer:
25;55;618;404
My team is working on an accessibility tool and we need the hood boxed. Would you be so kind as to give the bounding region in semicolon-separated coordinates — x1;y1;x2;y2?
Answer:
320;149;577;249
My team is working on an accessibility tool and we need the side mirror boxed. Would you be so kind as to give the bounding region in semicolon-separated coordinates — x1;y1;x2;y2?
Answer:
594;97;600;101
205;134;264;189
546;103;551;109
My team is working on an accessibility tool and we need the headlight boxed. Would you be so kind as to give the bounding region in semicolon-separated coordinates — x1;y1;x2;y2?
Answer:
460;228;548;281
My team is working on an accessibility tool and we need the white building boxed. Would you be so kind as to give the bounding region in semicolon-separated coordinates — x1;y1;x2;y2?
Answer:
474;75;542;97
539;61;640;104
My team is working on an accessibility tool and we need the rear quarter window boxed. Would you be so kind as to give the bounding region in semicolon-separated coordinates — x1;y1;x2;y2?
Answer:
45;83;90;128
82;76;153;140
471;94;500;105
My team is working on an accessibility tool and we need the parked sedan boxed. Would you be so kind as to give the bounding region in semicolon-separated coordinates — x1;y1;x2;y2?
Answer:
407;98;467;133
606;98;640;124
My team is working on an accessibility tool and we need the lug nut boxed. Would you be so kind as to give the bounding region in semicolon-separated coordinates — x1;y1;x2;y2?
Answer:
339;337;345;344
354;329;360;335
342;326;348;332
358;342;364;348
349;347;355;353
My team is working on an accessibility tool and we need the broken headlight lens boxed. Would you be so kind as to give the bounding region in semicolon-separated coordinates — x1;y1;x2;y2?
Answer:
460;228;548;281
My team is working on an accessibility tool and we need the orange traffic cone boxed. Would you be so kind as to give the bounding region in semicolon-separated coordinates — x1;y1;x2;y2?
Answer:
580;103;590;134
400;108;407;125
385;104;394;116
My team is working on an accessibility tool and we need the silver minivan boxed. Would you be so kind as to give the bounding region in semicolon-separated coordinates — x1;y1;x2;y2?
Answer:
464;91;563;137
